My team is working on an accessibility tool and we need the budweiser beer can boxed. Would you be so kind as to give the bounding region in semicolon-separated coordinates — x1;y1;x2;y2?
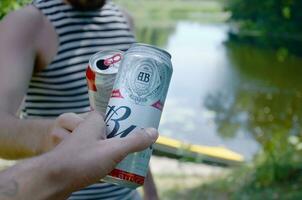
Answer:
86;50;123;113
103;43;173;188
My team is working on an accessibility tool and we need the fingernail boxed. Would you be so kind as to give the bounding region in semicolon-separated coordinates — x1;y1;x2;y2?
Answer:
145;128;159;142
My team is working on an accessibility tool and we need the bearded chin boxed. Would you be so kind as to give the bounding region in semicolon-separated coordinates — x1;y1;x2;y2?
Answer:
67;0;106;10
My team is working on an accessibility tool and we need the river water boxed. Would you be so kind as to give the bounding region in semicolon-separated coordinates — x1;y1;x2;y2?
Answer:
154;22;302;160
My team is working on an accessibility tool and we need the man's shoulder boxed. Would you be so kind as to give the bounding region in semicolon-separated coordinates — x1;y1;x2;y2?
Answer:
109;2;135;31
1;5;44;32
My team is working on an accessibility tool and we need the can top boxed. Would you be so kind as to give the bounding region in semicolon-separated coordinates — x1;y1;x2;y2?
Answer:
89;50;123;74
127;43;172;60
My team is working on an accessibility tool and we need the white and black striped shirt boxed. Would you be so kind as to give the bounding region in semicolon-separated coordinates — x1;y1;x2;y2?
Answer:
22;0;138;199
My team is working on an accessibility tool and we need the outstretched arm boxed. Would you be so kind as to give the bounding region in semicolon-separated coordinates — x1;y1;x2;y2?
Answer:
0;6;78;159
0;112;159;200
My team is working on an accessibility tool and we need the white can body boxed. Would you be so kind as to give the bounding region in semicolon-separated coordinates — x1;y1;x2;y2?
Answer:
87;73;117;113
103;43;173;188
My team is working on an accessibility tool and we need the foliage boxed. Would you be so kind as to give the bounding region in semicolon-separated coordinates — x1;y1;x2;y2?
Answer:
0;0;31;19
203;42;302;198
115;0;228;26
225;0;302;38
252;136;302;188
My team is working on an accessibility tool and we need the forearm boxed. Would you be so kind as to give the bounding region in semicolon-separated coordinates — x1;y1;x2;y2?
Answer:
143;168;159;200
0;111;54;159
0;153;70;200
0;113;159;200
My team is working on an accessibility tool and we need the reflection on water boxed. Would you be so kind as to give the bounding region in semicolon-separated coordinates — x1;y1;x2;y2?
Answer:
138;22;302;160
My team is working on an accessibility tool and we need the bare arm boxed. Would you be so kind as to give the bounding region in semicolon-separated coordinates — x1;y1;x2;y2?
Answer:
0;112;158;200
143;168;159;200
0;7;74;159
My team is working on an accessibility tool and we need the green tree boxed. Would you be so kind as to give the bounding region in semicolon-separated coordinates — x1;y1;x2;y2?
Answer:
205;42;302;188
0;0;31;19
226;0;302;37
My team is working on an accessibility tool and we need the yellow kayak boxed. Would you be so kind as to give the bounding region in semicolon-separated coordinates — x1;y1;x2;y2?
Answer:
154;136;244;166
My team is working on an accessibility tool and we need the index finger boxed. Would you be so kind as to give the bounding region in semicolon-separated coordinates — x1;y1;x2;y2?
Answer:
57;112;85;132
75;111;106;140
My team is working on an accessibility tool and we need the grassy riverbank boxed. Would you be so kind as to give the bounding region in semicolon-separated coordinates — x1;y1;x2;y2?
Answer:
148;156;229;200
172;166;302;200
2;156;302;200
150;153;302;200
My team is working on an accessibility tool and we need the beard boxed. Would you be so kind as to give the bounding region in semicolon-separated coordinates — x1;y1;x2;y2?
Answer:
65;0;106;10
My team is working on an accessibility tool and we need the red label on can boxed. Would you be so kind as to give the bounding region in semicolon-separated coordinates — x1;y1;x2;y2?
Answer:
109;169;145;185
86;66;97;91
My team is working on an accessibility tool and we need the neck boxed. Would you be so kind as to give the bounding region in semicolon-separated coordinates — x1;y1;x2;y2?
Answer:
63;0;106;10
63;0;70;5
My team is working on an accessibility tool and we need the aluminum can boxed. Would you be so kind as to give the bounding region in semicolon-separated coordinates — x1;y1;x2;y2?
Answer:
103;43;173;188
86;50;123;113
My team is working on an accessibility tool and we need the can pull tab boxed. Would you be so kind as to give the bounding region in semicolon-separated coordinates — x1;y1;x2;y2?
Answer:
104;53;122;66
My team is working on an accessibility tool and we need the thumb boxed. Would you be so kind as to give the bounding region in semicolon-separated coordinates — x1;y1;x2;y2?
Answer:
109;128;159;158
75;111;106;139
123;128;159;153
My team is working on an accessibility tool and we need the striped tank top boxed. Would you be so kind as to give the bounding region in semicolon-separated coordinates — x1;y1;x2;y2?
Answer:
23;0;139;199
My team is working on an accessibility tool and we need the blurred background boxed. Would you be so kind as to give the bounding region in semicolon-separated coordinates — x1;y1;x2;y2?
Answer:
1;0;302;199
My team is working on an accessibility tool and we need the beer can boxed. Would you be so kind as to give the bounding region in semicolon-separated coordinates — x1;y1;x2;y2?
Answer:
86;50;123;113
103;43;173;188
